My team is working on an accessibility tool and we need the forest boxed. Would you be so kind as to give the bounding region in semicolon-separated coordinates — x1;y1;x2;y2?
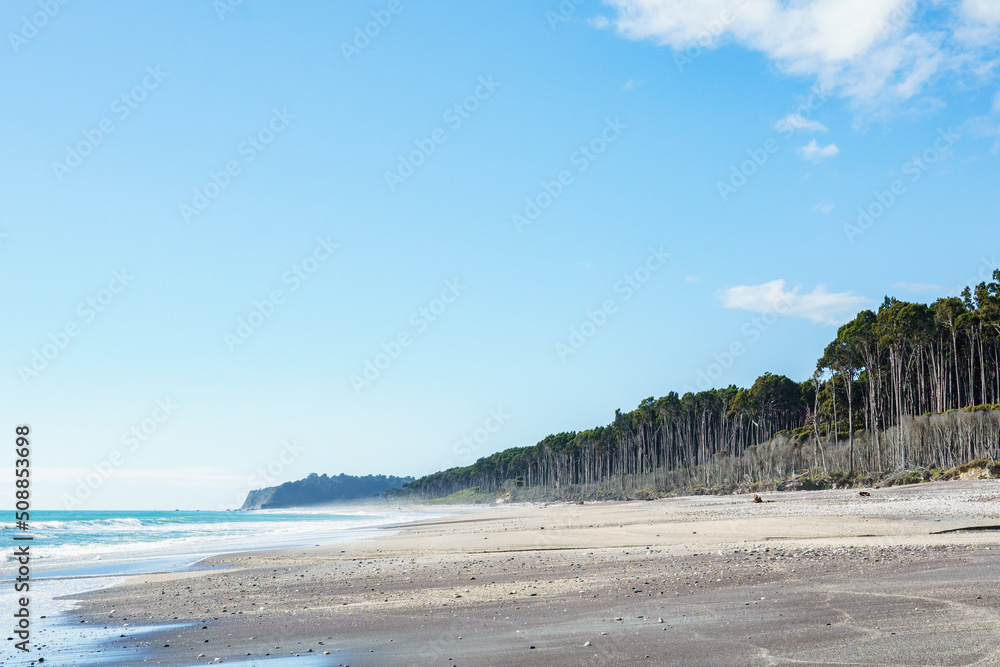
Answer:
240;472;415;509
395;273;1000;500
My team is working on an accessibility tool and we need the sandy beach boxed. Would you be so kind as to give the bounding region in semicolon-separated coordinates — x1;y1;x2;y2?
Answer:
61;480;1000;665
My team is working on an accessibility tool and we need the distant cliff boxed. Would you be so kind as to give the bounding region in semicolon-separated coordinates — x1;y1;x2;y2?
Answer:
239;472;415;510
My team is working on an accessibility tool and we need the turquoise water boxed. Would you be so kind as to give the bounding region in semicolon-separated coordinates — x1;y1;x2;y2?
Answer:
1;507;430;665
2;508;417;575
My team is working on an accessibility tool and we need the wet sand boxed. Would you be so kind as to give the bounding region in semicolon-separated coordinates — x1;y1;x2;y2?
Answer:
63;481;1000;665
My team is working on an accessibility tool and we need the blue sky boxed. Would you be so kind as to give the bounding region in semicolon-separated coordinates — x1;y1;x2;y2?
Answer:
2;0;998;510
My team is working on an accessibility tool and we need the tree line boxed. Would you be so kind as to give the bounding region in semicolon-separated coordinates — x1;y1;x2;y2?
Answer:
241;473;415;509
395;273;1000;500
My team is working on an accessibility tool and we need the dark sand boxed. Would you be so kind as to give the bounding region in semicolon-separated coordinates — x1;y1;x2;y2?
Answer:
61;481;1000;665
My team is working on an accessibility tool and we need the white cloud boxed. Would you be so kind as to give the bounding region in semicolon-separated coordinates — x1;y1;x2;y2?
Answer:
956;0;1000;44
685;275;699;283
961;114;1000;137
813;200;834;214
798;139;840;161
892;281;945;293
622;78;644;91
775;114;829;132
602;0;991;107
719;279;870;325
962;0;1000;24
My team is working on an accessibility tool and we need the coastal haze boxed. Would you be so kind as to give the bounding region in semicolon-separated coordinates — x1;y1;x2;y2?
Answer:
4;0;1000;665
2;0;998;511
62;483;1000;665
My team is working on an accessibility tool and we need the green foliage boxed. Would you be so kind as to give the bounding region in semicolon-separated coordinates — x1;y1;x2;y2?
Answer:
401;272;1000;500
242;473;415;509
426;487;493;504
939;459;1000;479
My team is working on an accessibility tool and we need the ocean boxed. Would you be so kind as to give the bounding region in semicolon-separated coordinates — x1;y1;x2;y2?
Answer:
1;507;436;665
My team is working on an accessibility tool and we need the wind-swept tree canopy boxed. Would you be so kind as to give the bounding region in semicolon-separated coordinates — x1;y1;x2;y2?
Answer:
399;274;1000;499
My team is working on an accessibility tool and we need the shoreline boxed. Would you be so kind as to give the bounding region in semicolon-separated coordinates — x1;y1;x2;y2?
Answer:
43;482;1000;665
5;506;455;666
